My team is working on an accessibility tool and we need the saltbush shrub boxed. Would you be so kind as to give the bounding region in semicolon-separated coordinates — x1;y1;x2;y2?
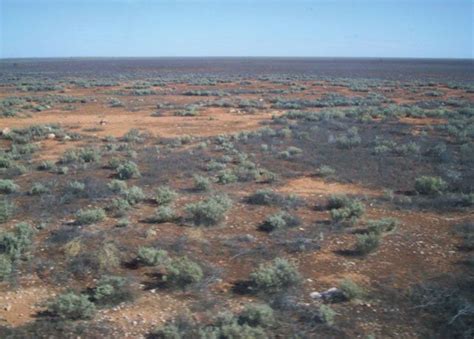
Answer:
116;161;140;180
259;211;300;232
155;186;178;205
28;183;50;195
0;180;18;194
355;232;380;254
238;304;274;327
137;247;169;266
318;305;336;325
123;186;145;205
92;275;133;306
78;147;101;163
339;278;365;300
164;256;203;288
148;206;176;223
366;218;398;234
328;195;365;224
249;258;301;293
0;222;34;260
415;176;447;195
193;174;211;191
0;199;14;223
216;169;238;184
107;179;127;193
185;195;232;226
37;160;55;171
47;293;96;320
0;255;12;281
75;208;106;225
107;198;131;217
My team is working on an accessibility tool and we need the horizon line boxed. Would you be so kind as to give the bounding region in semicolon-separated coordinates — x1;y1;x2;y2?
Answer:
1;56;473;61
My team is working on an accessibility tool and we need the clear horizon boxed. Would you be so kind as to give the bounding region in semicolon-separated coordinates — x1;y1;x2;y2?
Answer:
1;0;472;59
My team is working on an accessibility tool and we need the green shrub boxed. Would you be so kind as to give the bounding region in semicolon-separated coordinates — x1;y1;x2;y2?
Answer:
116;218;130;228
216;169;238;184
318;304;336;325
0;255;12;281
28;183;50;195
193;174;211;191
246;189;295;206
116;161;140;180
249;258;301;292
121;128;145;143
123;186;145;205
335;127;361;149
164;256;203;288
355;233;380;254
0;157;12;169
327;195;351;209
238;304;274;327
339;278;365;300
107;179;127;193
316;165;336;178
78;147;101;163
60;149;80;164
185;195;232;226
67;181;85;194
75;208;106;225
37;160;55;171
92;275;133;306
415;176;448;195
366;218;398;234
107;198;131;217
148;206;176;223
149;323;182;338
328;195;365;224
137;247;169;266
155;186;177;205
0;180;18;194
56;166;69;175
0;222;34;259
47;293;96;320
0;199;14;223
259;211;300;232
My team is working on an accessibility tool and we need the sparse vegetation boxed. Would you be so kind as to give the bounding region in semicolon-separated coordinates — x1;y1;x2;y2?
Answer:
0;60;472;338
75;208;106;225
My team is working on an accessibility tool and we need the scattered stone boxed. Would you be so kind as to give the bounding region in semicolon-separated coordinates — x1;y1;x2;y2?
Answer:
1;127;11;136
310;287;345;302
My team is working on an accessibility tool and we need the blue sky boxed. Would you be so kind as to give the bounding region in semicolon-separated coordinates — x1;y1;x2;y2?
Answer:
0;0;472;58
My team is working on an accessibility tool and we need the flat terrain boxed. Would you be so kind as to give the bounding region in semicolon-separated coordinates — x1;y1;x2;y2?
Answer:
0;58;473;338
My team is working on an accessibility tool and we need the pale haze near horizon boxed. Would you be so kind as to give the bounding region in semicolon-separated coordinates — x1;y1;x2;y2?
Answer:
0;0;472;59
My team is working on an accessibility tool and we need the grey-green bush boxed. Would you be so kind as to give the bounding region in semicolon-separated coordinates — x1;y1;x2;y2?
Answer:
155;186;178;205
0;180;18;194
185;195;232;226
249;258;301;292
75;208;106;225
415;176;447;195
116;161;141;180
164;256;203;288
47;292;96;320
137;247;169;266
